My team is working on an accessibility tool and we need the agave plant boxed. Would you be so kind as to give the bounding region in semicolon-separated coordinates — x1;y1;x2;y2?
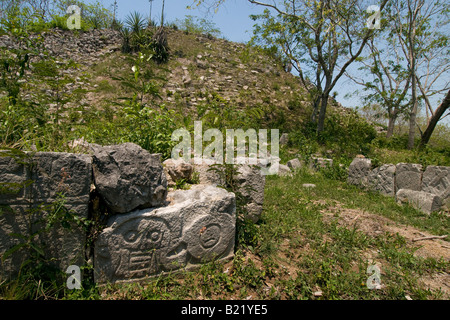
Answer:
86;15;103;30
120;27;131;53
151;26;169;64
125;11;146;34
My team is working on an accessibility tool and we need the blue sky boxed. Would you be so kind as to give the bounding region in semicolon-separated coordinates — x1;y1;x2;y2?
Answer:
91;0;264;43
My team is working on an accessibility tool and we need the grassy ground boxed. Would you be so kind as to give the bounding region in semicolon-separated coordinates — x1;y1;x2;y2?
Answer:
4;167;445;300
96;169;449;300
1;26;449;301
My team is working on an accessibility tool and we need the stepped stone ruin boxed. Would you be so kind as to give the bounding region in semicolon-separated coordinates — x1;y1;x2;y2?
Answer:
0;142;268;284
348;156;449;214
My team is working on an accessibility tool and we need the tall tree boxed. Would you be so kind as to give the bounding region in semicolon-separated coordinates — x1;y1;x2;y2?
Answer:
345;35;411;138
346;0;448;144
419;89;450;148
389;0;449;149
248;0;388;134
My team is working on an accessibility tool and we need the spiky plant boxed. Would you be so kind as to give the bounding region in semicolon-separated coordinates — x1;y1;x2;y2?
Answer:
124;11;146;34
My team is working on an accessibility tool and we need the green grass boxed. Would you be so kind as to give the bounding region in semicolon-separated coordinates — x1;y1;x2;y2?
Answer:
1;22;449;300
2;168;447;300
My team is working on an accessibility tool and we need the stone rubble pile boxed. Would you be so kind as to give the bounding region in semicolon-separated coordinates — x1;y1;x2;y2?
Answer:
348;157;449;214
0;28;121;66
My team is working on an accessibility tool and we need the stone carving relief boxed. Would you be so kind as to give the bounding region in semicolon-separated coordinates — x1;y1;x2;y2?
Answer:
94;185;236;284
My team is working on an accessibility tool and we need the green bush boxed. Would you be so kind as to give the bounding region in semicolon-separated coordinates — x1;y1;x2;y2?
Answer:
121;104;178;160
0;0;113;33
319;110;377;157
318;161;349;181
175;15;221;38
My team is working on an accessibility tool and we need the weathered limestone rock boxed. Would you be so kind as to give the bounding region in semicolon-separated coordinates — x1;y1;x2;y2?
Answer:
94;184;236;284
396;189;442;214
421;166;449;209
0;151;91;278
309;156;333;170
91;143;167;214
163;158;194;187
234;164;265;223
395;163;422;191
191;159;226;186
287;158;302;171
163;158;193;182
368;164;396;196
279;133;289;145
347;157;372;187
189;156;266;222
277;164;292;177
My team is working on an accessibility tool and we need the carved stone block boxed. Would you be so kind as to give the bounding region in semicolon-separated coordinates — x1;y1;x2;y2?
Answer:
94;185;236;284
368;164;396;196
395;163;422;192
421;166;449;209
347;157;372;188
0;152;91;279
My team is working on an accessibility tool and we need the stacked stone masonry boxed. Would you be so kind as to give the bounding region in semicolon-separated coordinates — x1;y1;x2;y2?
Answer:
0;143;264;284
348;157;449;214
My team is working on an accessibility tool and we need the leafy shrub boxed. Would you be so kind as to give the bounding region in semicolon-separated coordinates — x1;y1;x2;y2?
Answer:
0;29;49;146
151;27;170;64
319;109;377;157
121;104;178;160
318;161;349;182
287;128;320;160
0;0;113;33
175;15;221;38
371;134;409;150
111;52;175;158
50;0;113;31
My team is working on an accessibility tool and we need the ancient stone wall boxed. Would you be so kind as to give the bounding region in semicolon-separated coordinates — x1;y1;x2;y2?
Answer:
0;28;121;66
348;157;449;214
0;143;265;284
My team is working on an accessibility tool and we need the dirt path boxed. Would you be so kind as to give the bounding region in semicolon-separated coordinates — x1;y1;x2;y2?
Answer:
321;202;450;298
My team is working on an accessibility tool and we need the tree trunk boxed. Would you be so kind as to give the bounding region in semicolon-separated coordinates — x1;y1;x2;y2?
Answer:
316;91;329;133
419;89;450;149
406;0;420;150
386;110;398;138
407;36;418;150
310;95;320;123
407;95;418;149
